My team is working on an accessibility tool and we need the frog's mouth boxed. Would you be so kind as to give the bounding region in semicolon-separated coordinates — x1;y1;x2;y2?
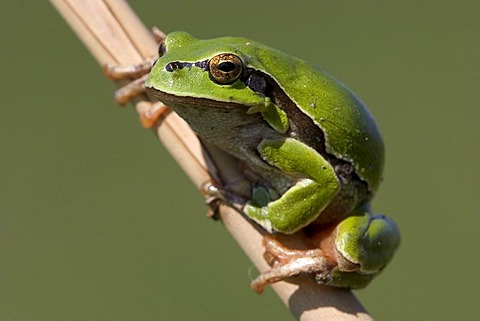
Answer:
146;87;249;111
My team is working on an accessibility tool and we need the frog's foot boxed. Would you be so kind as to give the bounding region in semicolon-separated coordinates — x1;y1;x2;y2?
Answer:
102;26;165;96
103;58;157;84
102;27;168;127
138;101;169;128
201;180;252;220
251;235;335;294
201;182;225;220
251;210;401;293
103;56;156;103
103;56;169;127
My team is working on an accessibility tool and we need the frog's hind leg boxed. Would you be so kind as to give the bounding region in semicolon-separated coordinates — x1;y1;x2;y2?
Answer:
251;235;335;294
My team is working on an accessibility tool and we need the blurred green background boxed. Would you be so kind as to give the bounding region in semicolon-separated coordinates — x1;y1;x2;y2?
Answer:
1;1;478;320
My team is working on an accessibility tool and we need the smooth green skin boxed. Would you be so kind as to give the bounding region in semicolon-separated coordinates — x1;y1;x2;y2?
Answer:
146;32;400;286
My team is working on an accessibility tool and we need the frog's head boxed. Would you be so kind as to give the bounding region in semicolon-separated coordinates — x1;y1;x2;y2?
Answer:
145;31;270;108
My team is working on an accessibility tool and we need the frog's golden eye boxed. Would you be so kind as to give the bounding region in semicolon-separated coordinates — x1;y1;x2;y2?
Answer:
208;53;243;84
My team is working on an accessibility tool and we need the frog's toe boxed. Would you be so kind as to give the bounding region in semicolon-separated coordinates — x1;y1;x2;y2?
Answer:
251;236;335;293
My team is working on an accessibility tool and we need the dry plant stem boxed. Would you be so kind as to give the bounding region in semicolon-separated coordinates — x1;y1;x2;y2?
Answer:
50;1;373;320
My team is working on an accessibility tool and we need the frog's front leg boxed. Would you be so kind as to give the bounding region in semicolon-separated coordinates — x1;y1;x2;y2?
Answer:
251;208;400;293
245;137;340;234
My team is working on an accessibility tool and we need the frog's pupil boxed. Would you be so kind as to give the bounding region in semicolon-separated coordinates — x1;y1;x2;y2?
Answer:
218;61;235;72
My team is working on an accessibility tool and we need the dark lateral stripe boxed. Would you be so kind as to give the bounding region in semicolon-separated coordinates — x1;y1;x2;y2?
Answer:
165;60;209;72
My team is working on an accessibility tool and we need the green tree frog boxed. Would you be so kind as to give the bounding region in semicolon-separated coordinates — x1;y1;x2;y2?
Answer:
144;32;400;292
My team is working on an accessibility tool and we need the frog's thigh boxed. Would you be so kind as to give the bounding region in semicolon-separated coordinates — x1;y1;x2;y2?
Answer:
256;138;339;233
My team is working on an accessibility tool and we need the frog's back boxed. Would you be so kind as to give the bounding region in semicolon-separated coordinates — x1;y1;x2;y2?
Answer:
241;42;385;192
